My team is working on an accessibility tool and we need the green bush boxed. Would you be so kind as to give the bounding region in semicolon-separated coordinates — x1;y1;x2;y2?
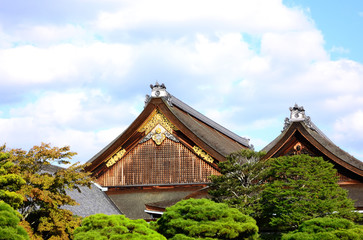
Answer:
0;201;29;240
259;155;357;231
74;214;166;240
155;198;259;239
282;217;363;240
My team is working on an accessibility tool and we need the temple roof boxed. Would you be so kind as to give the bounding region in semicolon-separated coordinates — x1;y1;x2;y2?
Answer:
87;83;249;172
167;96;249;157
262;104;363;178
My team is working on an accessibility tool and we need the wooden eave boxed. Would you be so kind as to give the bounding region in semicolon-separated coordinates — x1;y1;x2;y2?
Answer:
86;97;234;176
157;99;227;162
263;122;363;179
85;99;157;173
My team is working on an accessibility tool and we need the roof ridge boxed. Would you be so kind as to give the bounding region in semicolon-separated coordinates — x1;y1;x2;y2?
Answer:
169;95;250;147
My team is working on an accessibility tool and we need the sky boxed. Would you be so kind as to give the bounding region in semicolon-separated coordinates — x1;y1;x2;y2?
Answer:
0;0;362;164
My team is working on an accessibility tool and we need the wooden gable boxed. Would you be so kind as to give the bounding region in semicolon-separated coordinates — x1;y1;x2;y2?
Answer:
262;105;363;210
262;105;363;183
97;138;220;187
86;83;249;188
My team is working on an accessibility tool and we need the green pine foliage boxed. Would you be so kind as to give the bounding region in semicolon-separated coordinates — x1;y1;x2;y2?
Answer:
74;214;166;240
155;198;259;240
259;155;357;231
282;217;363;240
209;149;267;215
0;201;30;240
0;148;26;209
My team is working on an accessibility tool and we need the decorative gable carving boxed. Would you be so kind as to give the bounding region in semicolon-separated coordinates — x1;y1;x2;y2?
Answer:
138;109;178;135
106;148;126;167
285;142;316;157
139;124;180;145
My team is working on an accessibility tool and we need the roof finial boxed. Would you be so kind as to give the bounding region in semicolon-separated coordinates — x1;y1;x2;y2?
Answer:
283;104;315;131
150;82;168;98
289;104;306;122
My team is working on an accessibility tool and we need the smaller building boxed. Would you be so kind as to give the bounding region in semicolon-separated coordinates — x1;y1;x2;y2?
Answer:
262;104;363;210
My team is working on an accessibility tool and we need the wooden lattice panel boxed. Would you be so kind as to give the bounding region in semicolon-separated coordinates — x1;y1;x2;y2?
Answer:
96;138;220;186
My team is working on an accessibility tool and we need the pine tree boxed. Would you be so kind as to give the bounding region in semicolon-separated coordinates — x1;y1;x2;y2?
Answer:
209;149;267;216
259;155;357;231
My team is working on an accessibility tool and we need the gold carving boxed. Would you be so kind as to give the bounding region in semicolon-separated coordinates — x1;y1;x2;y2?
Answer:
106;148;126;167
138;110;177;135
152;127;166;145
193;146;214;163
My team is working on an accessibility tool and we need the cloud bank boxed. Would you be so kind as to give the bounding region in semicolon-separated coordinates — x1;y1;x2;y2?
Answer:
0;0;362;162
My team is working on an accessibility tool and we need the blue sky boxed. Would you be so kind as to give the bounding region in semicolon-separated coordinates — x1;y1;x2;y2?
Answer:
0;0;362;164
284;0;363;62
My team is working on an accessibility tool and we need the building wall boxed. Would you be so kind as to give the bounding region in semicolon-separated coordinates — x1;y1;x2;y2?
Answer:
107;186;205;219
97;138;220;187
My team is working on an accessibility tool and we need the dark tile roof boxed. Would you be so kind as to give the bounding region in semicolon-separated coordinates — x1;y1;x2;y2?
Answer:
40;164;122;217
170;96;250;148
63;183;122;217
305;124;363;171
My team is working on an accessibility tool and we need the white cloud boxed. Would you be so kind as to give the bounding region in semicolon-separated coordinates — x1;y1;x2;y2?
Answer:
296;60;363;94
0;90;141;163
323;95;363;113
260;30;328;64
94;0;311;34
0;0;362;162
13;24;92;45
334;110;363;140
0;43;134;85
330;46;350;54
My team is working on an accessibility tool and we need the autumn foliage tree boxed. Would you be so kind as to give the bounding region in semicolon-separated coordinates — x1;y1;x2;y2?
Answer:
2;143;93;240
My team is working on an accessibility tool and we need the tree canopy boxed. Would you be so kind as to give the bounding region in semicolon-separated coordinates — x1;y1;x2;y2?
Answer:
1;143;93;239
155;198;259;240
209;149;267;215
259;155;357;231
282;217;363;240
74;214;166;240
0;201;30;240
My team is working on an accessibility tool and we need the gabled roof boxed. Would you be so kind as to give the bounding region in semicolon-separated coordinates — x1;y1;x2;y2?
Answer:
86;83;249;175
167;96;249;157
262;104;363;179
170;96;250;147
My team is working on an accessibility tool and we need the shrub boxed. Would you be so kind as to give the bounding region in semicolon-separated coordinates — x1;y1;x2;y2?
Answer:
74;214;166;240
282;217;363;240
155;198;259;239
